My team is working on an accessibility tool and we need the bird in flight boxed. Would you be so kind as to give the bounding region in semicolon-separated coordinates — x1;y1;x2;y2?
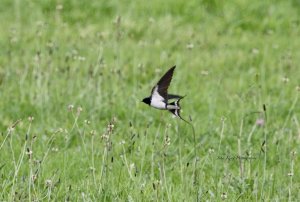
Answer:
142;65;187;122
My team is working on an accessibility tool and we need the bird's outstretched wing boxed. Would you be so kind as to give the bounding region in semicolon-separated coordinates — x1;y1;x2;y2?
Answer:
151;66;176;101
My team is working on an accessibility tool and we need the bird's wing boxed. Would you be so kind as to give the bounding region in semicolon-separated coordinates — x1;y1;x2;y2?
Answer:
167;94;184;100
151;66;176;101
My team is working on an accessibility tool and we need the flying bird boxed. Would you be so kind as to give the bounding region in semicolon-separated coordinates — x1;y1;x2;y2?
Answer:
142;65;187;122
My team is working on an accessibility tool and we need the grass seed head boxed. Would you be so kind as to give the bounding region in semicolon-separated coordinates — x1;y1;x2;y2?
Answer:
101;133;109;140
51;147;59;152
28;116;34;122
89;167;96;172
56;4;63;10
281;76;289;83
252;48;259;55
32;175;37;183
7;127;15;133
291;151;296;156
68;104;74;111
221;192;227;200
45;179;52;187
201;70;209;76
26;148;33;159
90;130;96;136
186;43;194;50
129;163;135;172
77;106;83;116
208;148;215;154
164;135;171;147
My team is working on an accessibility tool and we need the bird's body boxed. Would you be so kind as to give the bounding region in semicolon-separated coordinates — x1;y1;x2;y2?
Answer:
142;66;187;121
147;86;179;110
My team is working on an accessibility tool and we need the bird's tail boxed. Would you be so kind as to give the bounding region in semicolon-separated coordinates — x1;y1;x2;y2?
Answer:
168;97;189;123
169;97;196;156
168;98;181;109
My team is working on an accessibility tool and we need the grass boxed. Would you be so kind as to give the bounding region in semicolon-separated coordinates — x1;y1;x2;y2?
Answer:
0;0;300;201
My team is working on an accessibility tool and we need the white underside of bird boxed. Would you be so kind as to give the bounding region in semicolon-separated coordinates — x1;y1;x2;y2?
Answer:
150;86;180;110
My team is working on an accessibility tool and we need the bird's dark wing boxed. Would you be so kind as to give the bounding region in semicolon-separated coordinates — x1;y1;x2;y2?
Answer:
151;66;176;100
167;94;183;100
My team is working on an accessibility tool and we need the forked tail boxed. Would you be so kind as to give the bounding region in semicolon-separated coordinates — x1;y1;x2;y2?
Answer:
168;97;189;123
168;97;197;157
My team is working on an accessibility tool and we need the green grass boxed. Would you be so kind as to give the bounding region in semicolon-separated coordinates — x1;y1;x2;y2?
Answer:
1;0;300;201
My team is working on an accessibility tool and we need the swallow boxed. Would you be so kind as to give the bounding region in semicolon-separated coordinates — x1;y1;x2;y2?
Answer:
142;65;187;121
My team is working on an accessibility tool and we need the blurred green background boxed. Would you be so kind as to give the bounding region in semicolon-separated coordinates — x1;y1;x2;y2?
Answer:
0;0;299;201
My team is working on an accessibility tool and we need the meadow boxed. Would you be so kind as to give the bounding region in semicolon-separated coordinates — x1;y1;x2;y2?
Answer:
0;0;300;201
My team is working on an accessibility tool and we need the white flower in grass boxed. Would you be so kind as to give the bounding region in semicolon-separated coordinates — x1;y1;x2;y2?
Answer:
56;4;63;10
208;148;215;154
68;104;74;111
281;76;289;83
221;192;227;200
186;43;194;50
28;116;34;122
252;48;259;55
45;179;52;187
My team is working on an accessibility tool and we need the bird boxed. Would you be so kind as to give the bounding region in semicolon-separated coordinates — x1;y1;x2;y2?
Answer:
142;65;187;122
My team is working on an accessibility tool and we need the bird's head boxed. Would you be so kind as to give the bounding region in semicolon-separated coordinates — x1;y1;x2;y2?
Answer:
142;97;151;105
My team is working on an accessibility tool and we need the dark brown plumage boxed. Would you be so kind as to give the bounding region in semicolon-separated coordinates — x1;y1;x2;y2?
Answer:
151;65;176;101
